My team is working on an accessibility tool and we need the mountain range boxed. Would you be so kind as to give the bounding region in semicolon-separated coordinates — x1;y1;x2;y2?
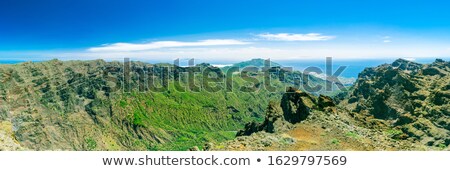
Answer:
0;58;449;151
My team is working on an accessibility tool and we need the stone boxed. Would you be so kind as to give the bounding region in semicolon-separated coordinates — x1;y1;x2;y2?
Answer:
188;146;200;151
318;94;336;110
281;87;317;123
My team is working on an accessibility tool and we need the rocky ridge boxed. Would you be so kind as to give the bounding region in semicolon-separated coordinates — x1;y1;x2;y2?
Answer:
0;59;331;150
211;59;450;151
342;58;450;147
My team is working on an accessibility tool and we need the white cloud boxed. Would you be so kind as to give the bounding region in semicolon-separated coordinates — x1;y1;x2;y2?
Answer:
402;57;416;61
211;64;232;68
88;39;250;52
257;33;335;41
6;43;450;63
382;36;392;43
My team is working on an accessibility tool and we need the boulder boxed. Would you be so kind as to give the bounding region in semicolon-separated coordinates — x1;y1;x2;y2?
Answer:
318;94;336;110
236;102;292;136
188;146;200;151
395;113;416;126
236;122;262;136
281;87;317;123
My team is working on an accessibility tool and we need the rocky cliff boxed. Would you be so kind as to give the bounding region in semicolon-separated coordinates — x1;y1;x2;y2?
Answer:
341;59;450;147
211;59;449;151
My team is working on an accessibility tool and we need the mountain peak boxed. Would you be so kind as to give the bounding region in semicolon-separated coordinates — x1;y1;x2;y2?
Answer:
391;58;422;72
392;58;417;64
232;58;282;68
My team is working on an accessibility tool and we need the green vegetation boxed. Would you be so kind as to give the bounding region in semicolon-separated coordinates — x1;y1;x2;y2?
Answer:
385;129;403;138
437;143;447;150
113;80;282;150
85;137;97;150
2;58;450;151
0;59;343;150
345;131;359;139
331;138;340;145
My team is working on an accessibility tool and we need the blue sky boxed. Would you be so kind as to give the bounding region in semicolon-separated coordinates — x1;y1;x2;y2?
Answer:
1;0;450;62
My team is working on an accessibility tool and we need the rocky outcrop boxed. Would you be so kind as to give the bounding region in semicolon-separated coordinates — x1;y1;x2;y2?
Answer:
391;58;422;73
318;95;336;109
281;87;318;123
210;59;449;151
237;87;336;136
341;58;450;148
236;102;292;136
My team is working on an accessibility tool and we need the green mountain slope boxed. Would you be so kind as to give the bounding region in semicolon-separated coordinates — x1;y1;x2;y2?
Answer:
0;59;335;150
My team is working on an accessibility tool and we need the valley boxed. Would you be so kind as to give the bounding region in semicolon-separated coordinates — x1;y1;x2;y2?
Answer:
0;58;449;151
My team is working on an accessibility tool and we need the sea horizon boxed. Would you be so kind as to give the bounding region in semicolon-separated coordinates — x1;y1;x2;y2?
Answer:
2;57;449;78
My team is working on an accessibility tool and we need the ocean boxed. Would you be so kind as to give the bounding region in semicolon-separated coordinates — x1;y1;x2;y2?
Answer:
1;58;449;79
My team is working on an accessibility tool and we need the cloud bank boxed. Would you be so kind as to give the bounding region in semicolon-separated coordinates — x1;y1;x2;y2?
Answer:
88;33;335;52
257;33;335;41
88;39;250;52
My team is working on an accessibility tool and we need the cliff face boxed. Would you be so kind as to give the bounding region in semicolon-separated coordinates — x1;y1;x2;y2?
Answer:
341;59;450;147
212;86;417;151
0;60;115;150
235;87;336;137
